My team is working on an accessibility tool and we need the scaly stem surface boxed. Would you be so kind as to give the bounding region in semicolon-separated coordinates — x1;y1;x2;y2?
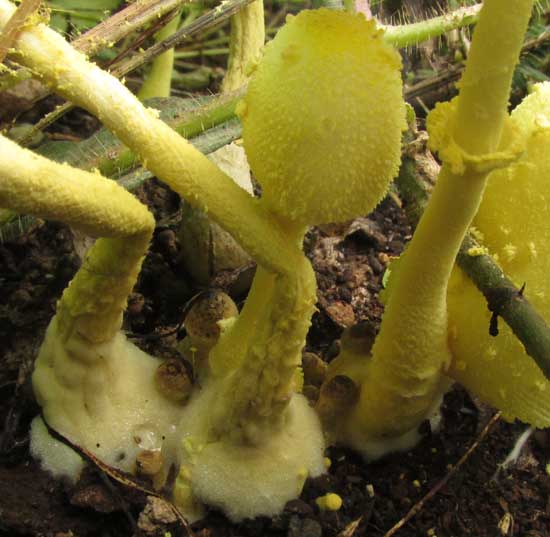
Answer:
209;223;315;443
350;0;535;442
0;0;294;276
0;134;154;343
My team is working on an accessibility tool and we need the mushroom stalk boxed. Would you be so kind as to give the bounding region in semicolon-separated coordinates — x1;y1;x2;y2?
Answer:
0;133;183;480
0;0;293;276
331;0;534;455
0;134;153;342
209;224;315;443
221;0;264;93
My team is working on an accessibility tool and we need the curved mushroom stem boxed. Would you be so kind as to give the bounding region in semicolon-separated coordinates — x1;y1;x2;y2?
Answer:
0;133;183;480
208;222;315;444
0;0;295;276
0;134;153;342
329;0;535;456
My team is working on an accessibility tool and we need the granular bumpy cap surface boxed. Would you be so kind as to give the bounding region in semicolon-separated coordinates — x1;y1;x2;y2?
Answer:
239;9;406;225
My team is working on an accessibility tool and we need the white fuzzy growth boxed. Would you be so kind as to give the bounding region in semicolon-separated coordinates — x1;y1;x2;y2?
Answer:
31;318;182;478
173;385;326;522
30;416;85;482
347;394;444;461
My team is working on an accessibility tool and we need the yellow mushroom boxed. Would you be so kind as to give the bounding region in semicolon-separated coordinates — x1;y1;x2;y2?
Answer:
323;0;535;459
447;82;550;427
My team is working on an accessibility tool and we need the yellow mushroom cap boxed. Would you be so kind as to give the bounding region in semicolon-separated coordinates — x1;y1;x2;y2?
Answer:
447;83;550;427
239;9;406;225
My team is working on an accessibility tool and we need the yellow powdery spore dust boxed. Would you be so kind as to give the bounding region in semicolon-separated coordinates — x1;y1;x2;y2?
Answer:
447;82;550;427
239;9;406;225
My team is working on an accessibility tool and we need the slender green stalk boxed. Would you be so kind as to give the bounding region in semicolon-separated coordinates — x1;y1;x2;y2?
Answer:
175;46;230;58
382;4;481;48
138;9;182;100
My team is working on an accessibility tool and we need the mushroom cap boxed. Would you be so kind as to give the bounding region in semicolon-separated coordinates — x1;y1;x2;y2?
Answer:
447;83;550;427
239;9;406;225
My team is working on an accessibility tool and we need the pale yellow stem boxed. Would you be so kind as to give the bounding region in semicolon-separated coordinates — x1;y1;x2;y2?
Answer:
334;0;535;450
0;0;294;276
138;10;181;100
454;0;535;154
209;223;315;443
221;0;264;93
0;134;154;343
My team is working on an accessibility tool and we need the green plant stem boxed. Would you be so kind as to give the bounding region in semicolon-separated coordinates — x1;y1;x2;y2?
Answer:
138;9;182;100
382;4;481;48
74;0;188;54
175;47;229;58
116;0;257;78
47;91;243;178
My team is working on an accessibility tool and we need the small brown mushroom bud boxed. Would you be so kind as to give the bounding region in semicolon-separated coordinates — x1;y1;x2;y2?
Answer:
155;358;193;403
136;449;164;478
316;375;360;430
302;352;327;387
184;290;238;349
340;321;377;356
